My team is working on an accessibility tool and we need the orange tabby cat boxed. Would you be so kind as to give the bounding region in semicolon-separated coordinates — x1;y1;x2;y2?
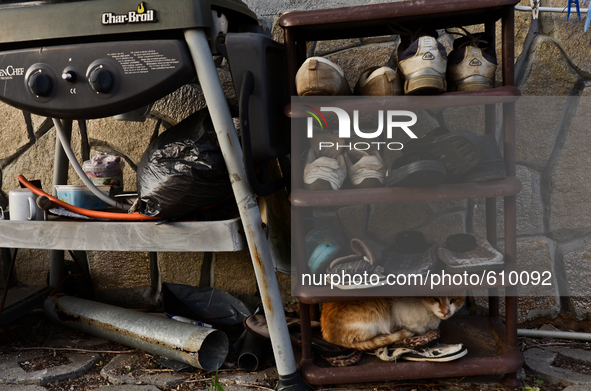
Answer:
320;295;466;351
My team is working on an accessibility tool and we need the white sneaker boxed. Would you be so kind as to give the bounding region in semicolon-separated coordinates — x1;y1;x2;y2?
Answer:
345;149;385;188
303;149;347;191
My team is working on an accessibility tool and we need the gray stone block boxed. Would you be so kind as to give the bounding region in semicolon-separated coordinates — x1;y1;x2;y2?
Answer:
519;37;578;96
0;353;100;385
562;237;591;319
550;90;591;231
515;96;566;166
542;0;591;75
524;347;591;386
472;165;543;239
0;101;31;161
0;386;47;391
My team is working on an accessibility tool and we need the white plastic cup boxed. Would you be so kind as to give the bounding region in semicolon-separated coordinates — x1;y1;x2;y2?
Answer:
9;188;44;221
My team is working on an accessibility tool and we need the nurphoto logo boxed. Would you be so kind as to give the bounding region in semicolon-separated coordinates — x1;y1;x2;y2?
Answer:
305;105;418;151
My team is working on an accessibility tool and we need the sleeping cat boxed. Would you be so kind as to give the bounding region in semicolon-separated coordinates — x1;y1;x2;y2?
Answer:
320;294;466;351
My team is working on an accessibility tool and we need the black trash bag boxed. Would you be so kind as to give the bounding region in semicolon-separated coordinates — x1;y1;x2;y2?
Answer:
162;282;251;328
137;109;233;218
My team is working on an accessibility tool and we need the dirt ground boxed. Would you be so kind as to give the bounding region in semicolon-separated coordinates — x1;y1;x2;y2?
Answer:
0;309;585;391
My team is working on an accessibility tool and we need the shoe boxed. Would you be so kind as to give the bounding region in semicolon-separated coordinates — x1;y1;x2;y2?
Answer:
344;149;385;188
402;127;482;177
437;233;504;273
382;231;440;276
296;57;351;96
375;342;467;362
354;66;403;96
305;219;342;274
303;133;347;191
447;28;497;92
396;30;448;95
385;153;447;187
327;238;386;289
401;343;467;362
460;135;506;182
393;329;441;349
303;149;347;190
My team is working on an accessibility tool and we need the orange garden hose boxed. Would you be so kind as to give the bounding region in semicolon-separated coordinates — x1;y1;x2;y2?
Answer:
18;175;162;221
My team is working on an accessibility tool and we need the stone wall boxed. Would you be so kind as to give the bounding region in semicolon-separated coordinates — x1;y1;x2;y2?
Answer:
2;0;591;323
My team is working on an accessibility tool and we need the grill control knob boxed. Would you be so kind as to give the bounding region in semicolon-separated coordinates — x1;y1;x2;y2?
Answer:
28;71;52;97
88;67;113;94
62;71;76;83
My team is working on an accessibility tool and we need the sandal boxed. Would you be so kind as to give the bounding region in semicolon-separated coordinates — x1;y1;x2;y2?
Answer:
326;238;386;289
438;233;504;273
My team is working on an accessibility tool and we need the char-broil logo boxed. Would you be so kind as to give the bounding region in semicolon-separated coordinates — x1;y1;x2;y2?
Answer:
305;106;418;151
102;2;157;25
0;65;24;80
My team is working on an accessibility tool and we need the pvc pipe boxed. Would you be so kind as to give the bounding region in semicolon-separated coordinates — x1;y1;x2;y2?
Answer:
52;118;129;211
44;295;228;371
515;5;589;13
518;328;591;341
183;28;297;376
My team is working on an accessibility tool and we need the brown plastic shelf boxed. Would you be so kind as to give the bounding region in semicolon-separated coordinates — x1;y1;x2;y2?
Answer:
286;86;521;118
279;0;519;41
290;177;522;207
299;315;523;385
294;265;521;304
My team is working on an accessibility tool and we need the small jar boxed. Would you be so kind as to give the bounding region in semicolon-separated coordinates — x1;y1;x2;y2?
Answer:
83;153;124;194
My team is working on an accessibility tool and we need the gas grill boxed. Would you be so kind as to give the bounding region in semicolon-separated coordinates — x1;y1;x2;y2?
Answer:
0;1;300;387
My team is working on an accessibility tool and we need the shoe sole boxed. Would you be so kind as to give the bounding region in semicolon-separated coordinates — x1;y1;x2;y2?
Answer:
402;131;482;176
450;75;494;92
352;177;383;189
405;75;447;95
304;179;336;191
402;346;468;362
385;160;446;187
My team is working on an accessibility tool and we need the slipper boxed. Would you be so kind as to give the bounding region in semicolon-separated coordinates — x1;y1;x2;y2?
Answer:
327;238;386;289
322;350;364;367
402;127;481;176
385;153;446;187
402;343;468;362
391;329;440;348
375;343;467;362
382;231;440;277
437;233;504;273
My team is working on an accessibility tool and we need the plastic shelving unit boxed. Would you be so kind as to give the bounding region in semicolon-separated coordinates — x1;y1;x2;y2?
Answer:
280;0;523;386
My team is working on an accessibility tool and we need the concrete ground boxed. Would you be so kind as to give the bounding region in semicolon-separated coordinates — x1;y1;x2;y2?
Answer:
0;309;588;391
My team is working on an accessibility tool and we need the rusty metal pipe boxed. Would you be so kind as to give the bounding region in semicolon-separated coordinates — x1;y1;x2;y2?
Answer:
44;296;228;371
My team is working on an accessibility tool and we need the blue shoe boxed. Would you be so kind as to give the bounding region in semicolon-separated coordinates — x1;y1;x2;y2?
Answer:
305;219;341;274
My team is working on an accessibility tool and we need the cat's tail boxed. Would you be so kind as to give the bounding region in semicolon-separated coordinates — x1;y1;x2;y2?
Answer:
349;329;414;351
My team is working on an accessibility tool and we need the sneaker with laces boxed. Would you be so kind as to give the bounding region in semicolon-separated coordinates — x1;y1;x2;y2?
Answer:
447;28;497;92
396;29;448;95
303;149;347;191
296;57;351;96
354;66;403;96
344;149;385;188
303;134;347;190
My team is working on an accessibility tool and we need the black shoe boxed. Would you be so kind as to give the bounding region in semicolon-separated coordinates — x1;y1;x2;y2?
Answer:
460;135;506;182
385;153;446;187
402;127;482;176
382;230;440;276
